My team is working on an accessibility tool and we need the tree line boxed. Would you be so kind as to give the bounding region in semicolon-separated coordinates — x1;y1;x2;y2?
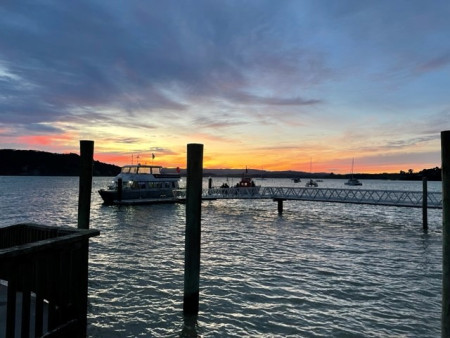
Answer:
0;149;120;176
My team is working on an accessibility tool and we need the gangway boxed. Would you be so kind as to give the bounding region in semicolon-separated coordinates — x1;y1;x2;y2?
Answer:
173;186;443;209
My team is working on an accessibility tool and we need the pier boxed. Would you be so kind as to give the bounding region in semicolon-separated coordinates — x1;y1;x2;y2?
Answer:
173;186;443;209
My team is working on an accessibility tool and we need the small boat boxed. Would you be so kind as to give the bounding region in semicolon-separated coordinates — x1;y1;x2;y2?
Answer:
98;164;181;204
344;158;362;186
304;158;318;187
345;177;362;186
305;179;318;187
236;176;256;187
235;167;256;187
292;178;301;183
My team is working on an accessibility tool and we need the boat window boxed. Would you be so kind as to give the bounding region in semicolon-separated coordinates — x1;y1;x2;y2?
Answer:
121;167;130;174
129;167;138;174
152;167;161;175
138;167;151;174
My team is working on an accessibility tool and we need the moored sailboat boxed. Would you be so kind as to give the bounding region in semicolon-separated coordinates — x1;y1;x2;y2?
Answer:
345;158;362;186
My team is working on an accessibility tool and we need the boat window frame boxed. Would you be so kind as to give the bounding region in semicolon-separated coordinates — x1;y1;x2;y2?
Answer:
138;167;151;174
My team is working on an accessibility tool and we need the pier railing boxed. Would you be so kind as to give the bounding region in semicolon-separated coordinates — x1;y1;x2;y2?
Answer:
173;186;443;209
0;223;99;338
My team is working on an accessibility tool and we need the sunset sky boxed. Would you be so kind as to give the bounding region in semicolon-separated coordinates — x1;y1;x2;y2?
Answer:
1;1;449;174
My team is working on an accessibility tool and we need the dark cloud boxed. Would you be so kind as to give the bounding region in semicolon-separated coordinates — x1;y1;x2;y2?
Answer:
0;0;331;131
226;92;321;106
26;123;63;134
192;115;244;129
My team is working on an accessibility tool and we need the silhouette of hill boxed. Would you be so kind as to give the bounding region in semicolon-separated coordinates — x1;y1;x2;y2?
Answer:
0;149;120;176
0;149;441;180
202;167;441;181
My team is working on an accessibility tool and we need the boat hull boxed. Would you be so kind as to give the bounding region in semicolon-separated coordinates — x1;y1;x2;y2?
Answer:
98;188;177;205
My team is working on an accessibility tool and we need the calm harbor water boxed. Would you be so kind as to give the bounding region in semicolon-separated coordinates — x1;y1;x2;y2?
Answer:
0;176;444;337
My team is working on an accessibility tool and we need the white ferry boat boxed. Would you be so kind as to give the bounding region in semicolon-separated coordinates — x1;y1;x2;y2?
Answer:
98;164;181;205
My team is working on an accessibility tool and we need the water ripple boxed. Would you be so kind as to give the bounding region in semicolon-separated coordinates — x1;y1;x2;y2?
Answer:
0;177;443;337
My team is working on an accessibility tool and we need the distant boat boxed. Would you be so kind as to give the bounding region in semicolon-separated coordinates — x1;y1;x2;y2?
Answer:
305;179;318;187
345;177;362;186
305;158;318;187
345;158;362;186
292;178;301;183
236;167;257;187
255;171;266;180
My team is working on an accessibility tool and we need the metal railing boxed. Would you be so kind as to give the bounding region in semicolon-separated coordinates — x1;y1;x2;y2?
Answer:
173;186;443;209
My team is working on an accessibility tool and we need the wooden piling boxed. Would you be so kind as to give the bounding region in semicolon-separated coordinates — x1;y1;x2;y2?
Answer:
277;199;284;214
183;143;204;315
208;177;212;189
442;130;450;338
118;178;123;202
423;177;428;231
77;140;94;229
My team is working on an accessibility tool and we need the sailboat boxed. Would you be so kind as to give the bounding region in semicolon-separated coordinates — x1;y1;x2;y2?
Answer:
345;158;362;186
305;158;318;187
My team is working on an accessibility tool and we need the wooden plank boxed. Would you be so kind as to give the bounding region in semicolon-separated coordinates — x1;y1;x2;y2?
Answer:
6;273;17;338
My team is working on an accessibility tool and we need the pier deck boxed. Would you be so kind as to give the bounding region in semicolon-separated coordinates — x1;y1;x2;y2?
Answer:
173;186;443;209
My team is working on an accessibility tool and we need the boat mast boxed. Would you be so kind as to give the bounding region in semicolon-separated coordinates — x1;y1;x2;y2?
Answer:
351;158;355;178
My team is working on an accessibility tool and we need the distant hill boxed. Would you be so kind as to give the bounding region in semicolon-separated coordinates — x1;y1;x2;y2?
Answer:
0;149;441;180
202;168;441;180
0;149;121;176
202;168;310;178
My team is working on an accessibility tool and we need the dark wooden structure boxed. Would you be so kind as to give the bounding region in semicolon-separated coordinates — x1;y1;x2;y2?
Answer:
0;223;99;337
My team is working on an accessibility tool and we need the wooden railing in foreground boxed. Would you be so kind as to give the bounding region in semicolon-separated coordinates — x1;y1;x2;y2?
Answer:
0;223;99;338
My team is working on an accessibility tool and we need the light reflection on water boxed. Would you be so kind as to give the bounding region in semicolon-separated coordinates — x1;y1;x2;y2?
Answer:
0;176;443;337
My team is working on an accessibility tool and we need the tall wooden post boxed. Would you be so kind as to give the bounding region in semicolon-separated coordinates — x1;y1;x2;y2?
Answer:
442;130;450;337
277;199;283;214
184;143;203;315
78;140;94;229
117;178;123;202
423;177;428;231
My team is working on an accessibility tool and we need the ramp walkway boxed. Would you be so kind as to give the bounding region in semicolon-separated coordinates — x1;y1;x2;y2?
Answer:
173;186;443;209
